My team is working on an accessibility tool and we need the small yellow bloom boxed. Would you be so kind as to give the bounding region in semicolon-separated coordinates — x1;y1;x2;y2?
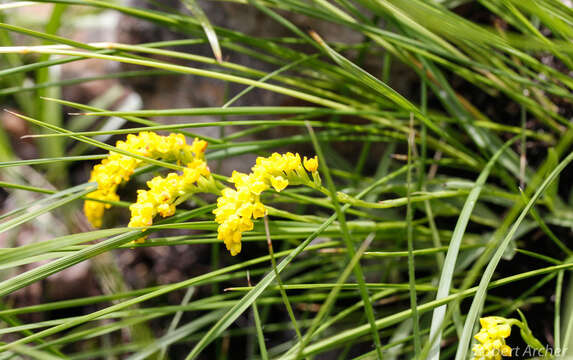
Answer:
191;138;208;157
270;176;288;192
472;316;513;359
303;156;319;172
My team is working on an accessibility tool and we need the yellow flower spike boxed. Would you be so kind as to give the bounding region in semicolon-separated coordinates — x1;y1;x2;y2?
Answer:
248;179;268;195
214;151;319;255
239;217;254;232
84;200;105;228
128;160;213;231
303;156;319;172
480;317;501;329
157;203;176;217
284;152;300;171
230;171;249;187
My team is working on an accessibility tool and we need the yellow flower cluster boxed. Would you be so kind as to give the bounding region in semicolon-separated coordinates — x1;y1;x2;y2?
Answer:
84;132;207;228
214;152;319;256
128;159;211;238
472;317;513;360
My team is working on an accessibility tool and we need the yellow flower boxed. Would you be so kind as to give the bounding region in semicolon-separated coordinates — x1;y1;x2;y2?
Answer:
270;176;288;192
303;156;319;172
472;317;513;359
213;152;319;255
84;132;211;228
191;138;208;158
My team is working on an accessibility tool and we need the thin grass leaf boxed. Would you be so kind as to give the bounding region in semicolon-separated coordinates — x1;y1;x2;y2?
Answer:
304;121;384;358
7;110;187;171
0;228;128;266
0;187;92;235
0;155;106;168
426;137;518;359
7;344;62;360
0;231;139;298
406;116;421;356
282;233;374;359
181;0;222;62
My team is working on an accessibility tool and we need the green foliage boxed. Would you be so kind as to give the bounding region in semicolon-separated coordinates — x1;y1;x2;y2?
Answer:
0;1;572;359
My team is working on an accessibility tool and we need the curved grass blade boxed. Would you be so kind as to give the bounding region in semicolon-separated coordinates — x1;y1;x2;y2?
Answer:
426;136;518;360
0;231;139;298
0;155;106;168
0;228;128;266
181;0;222;62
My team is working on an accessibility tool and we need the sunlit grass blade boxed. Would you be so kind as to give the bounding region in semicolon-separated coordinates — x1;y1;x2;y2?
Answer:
181;0;222;62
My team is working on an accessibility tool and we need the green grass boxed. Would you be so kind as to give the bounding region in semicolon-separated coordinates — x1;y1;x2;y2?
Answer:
0;1;572;359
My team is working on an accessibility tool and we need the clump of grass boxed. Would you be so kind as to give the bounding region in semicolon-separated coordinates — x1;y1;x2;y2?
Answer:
1;1;572;359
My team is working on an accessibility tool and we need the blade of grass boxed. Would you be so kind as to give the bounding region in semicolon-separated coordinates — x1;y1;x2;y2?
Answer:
41;97;221;143
0;155;106;168
34;4;67;183
304;121;384;359
248;270;269;360
406;114;421;356
127;309;227;360
6;110;187;171
0;228;128;266
263;216;303;343
426;136;518;360
0;187;92;235
555;270;564;352
181;0;222;62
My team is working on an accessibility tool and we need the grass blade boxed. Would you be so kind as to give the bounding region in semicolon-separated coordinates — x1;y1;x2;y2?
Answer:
181;0;222;62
